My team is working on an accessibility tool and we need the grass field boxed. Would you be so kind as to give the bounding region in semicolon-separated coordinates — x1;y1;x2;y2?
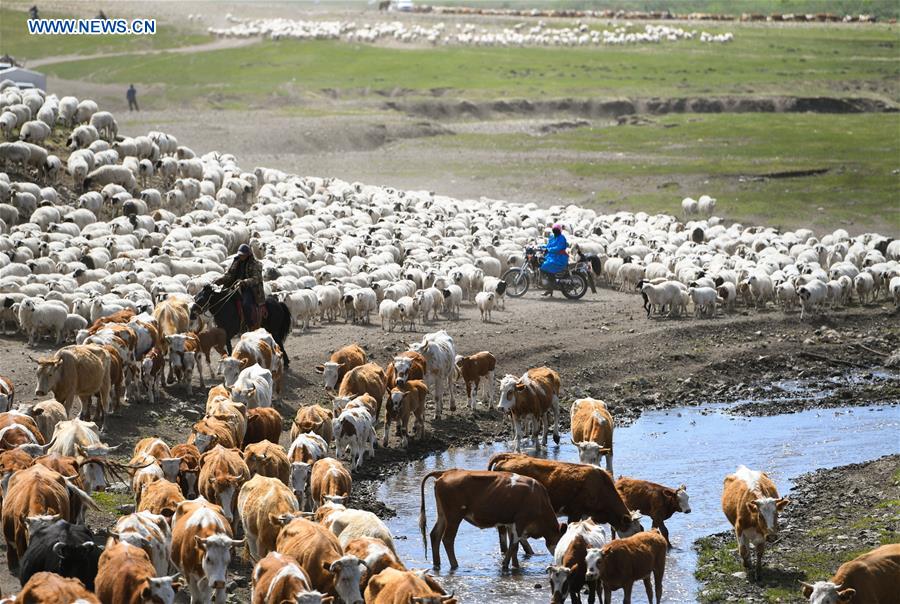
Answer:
0;8;207;60
434;113;900;231
37;23;900;105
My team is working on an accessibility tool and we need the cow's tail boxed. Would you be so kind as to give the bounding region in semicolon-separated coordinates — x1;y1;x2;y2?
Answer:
486;451;516;472
419;469;446;556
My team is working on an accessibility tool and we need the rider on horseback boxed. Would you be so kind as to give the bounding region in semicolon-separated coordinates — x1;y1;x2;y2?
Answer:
216;243;265;329
540;223;568;297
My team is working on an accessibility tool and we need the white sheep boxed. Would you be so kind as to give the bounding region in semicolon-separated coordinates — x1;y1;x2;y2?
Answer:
18;120;51;145
83;165;137;192
379;298;401;332
798;279;828;320
689;286;720;318
854;272;875;304
475;291;495;322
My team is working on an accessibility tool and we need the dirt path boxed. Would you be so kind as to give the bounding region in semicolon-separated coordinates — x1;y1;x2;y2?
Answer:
27;36;255;67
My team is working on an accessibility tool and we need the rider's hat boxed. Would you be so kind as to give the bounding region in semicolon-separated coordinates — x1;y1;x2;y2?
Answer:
237;243;252;257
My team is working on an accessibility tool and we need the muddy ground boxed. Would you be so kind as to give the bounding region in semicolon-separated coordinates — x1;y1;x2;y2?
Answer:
0;280;897;599
694;454;900;603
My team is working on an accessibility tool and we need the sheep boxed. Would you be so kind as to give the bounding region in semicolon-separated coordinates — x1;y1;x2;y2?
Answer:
90;111;118;141
83;165;137;193
698;194;717;216
689;286;720;318
854;272;876;304
639;280;682;318
61;313;89;343
0;142;30;171
798;279;828;320
475;291;495;322
18;120;51;145
716;282;737;312
67;124;99;150
74;99;98;124
890;276;900;307
775;281;798;312
396;295;418;331
43;155;62;183
681;197;698;217
745;273;774;308
379;298;401;332
352;288;377;325
57;96;78;126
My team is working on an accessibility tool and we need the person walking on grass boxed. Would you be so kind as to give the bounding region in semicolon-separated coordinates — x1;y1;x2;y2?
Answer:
127;84;139;111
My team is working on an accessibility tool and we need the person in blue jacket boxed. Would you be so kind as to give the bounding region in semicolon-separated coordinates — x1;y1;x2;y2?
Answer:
540;222;568;296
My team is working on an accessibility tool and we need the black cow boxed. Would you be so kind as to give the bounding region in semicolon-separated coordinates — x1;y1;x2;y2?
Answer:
19;520;102;590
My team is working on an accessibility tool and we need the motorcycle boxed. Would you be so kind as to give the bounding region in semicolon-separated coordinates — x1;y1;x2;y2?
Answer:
501;246;589;300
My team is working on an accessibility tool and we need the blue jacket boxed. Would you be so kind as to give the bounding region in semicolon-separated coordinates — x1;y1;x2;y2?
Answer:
541;233;568;273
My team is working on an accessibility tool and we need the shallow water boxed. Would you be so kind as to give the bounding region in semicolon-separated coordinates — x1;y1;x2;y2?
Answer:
377;402;900;603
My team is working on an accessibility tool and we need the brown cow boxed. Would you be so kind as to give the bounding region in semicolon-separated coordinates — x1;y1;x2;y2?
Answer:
454;351;495;410
34;344;112;429
585;528;667;604
95;540;182;604
190;415;239;451
133;436;172;461
383;380;427;448
170;443;201;499
616;477;691;547
251;551;327;604
547;518;610;604
138;478;185;519
419;468;564;570
238;474;300;562
497;367;561;452
205;394;248;446
571;398;614;473
0;375;13;412
27;399;67;442
199;445;250;528
487;453;641;534
17;571;100;603
153;296;190;357
365;568;455;604
385;351;426;389
801;543;900;604
722;465;789;579
0;448;33;496
310;457;351;509
89;309;135;329
338;362;387;425
197;325;228;381
244;407;282;448
243;439;290;484
290;404;334;443
165;332;204;395
344;537;405;587
316;343;367;390
275;516;366;603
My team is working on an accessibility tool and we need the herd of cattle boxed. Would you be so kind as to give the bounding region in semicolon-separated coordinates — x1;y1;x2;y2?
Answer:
210;16;734;47
0;83;898;602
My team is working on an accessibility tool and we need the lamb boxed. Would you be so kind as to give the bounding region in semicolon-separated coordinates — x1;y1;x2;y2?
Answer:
475;291;495;322
83;165;137;193
797;279;828;320
62;313;89;343
18;120;51;145
854;272;876;305
379;298;401;332
745;273;774;308
482;276;507;310
689;286;720;318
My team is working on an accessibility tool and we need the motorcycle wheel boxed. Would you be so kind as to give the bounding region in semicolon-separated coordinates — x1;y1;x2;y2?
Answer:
561;273;588;300
502;268;530;298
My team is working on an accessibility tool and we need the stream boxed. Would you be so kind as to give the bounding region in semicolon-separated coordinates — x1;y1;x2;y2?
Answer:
377;396;900;603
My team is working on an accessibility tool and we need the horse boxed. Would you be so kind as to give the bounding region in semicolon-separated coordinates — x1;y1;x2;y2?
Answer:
192;284;292;368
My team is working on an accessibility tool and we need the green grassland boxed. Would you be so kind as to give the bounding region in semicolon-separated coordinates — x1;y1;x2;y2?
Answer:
36;23;900;105
0;8;207;61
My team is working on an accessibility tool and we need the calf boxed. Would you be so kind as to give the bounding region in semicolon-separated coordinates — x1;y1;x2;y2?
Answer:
138;478;185;519
171;497;244;604
243;439;290;483
310;457;352;510
585;528;667;604
244;407;282;448
199;445;250;528
454;351;495;410
165;332;204;395
170;443;201;499
139;347;165;404
365;568;455;604
251;551;325;604
337;362;387;426
419;468;564;570
18;519;102;591
111;511;173;577
333;406;376;470
384;380;427;448
570;398;614;473
315;343;367;391
291;404;334;443
721;465;789;579
275;516;366;604
17;571;99;603
95;540;182;604
547;519;609;604
197;325;228;380
616;477;690;547
239;474;300;562
385;351;427;389
497;367;561;452
190;415;239;451
801;543;900;604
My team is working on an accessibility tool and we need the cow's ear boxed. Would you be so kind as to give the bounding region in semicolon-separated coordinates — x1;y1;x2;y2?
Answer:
52;542;66;558
746;501;759;513
140;586;152;601
776;498;790;510
838;588;856;602
514;383;525;391
194;535;207;550
800;582;814;598
315;365;324;373
322;560;332;573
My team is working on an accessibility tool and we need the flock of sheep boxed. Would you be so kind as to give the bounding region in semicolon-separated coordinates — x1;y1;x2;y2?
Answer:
210;16;734;47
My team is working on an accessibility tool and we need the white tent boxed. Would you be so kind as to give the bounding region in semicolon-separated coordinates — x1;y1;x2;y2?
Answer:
0;66;47;91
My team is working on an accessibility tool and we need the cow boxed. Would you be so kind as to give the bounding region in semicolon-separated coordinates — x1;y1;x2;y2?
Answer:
364;568;456;604
454;351;495;410
18;519;102;591
197;325;228;380
2;464;98;570
322;506;396;554
221;330;284;396
170;443;201;499
487;454;643;537
584;528;667;604
16;571;100;603
251;551;328;604
615;477;690;547
385;351;427;389
94;540;182;604
130;452;164;510
497;367;561;452
206;393;248;445
419;469;564;570
238;474;300;562
337;362;387;426
291;405;334;443
275;516;367;604
171;497;244;604
190;415;239;451
138;347;165;404
721;465;789;579
138;479;185;519
289;432;330;465
384;380;427;449
344;537;405;584
0;448;33;495
34;344;112;429
570;398;614;473
800;543;900;604
332;406;376;470
315;344;367;391
199;445;250;527
111;510;173;577
244;407;282;448
25;399;67;442
408;330;456;420
133;436;172;461
310;457;352;510
243;439;290;483
153;295;190;358
165;332;204;395
231;363;274;409
0;376;13;412
547;519;609;604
